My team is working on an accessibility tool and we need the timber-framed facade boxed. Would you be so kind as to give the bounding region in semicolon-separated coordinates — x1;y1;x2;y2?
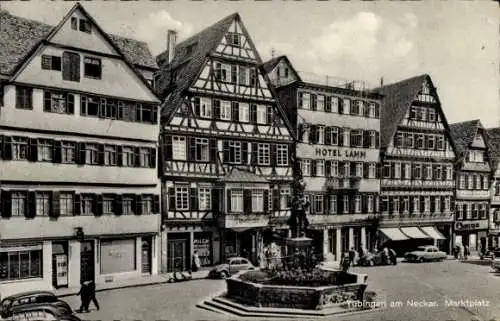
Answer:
375;75;457;256
155;14;294;272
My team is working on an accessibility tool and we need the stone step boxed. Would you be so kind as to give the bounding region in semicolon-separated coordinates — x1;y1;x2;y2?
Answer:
201;299;306;318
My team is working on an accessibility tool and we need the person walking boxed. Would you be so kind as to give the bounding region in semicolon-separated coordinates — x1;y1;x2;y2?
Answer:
464;245;469;260
348;248;356;267
389;248;397;265
86;280;100;311
76;281;90;313
341;252;350;272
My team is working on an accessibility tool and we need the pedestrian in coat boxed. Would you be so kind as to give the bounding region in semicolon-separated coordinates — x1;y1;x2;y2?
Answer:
86;280;100;311
348;248;357;266
76;281;90;313
192;251;201;272
464;245;469;260
389;248;397;265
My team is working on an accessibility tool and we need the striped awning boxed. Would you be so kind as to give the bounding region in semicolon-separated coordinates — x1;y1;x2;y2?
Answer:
400;227;431;239
420;226;446;240
379;228;409;241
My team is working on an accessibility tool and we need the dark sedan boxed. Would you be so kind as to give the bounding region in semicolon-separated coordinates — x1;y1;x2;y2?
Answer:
1;291;72;318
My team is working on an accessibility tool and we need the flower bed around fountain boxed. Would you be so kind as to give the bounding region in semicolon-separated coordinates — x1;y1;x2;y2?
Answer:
226;267;368;310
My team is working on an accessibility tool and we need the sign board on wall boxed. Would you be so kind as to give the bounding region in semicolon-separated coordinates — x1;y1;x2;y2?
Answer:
55;255;68;287
454;220;488;231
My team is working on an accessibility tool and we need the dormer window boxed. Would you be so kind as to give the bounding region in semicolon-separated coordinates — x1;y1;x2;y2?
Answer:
71;17;91;34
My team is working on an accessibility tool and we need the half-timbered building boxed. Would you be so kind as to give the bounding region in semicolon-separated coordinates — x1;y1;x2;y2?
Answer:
0;4;161;295
487;127;500;247
264;56;382;261
449;120;491;255
155;14;294;272
375;75;457;255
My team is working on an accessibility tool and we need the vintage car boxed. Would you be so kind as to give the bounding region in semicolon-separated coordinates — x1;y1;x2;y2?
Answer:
404;245;447;263
10;303;75;321
1;291;72;318
208;257;255;279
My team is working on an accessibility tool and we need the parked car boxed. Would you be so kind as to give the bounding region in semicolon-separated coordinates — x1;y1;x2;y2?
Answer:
10;303;74;321
1;291;72;318
490;250;500;272
404;245;447;263
481;248;500;260
358;251;396;266
208;257;255;278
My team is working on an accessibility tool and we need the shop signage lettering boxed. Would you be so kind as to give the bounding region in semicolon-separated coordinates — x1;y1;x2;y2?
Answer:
315;148;367;159
455;220;488;231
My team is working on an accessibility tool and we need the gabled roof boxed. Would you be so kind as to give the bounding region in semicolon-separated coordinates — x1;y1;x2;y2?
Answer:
155;13;238;119
261;55;302;83
487;127;500;170
218;168;269;183
373;74;428;149
449;119;482;156
0;5;157;77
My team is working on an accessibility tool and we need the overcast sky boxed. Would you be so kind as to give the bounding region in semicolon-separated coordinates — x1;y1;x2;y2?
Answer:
4;0;499;128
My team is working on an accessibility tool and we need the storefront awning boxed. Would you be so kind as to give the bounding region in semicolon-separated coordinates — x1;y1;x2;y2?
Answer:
379;228;409;241
420;226;446;240
400;227;431;239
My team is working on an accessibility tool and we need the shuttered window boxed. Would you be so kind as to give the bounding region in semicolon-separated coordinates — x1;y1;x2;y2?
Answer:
62;52;80;82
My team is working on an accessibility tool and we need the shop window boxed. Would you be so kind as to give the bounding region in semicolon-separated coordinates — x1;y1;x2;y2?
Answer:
100;239;136;274
0;246;43;281
43;91;74;114
193;233;212;267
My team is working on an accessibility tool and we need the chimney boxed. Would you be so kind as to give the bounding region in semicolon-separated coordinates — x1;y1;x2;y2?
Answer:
380;77;384;86
167;30;177;64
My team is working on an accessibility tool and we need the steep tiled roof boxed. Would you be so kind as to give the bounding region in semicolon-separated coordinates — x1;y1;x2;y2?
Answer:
0;9;157;76
155;13;238;119
449;119;481;156
487;127;500;170
373;74;429;149
262;56;282;73
219;168;269;183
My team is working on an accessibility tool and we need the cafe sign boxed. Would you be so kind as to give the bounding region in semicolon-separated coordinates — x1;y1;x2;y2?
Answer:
454;220;488;231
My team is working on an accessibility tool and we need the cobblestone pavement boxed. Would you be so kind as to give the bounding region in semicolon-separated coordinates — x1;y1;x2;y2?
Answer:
63;260;500;321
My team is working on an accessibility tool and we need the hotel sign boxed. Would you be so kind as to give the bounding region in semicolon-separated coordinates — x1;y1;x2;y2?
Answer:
315;148;367;159
454;220;488;231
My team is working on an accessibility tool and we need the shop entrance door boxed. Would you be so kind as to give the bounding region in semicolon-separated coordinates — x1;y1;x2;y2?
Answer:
167;239;187;272
80;241;95;283
141;237;152;274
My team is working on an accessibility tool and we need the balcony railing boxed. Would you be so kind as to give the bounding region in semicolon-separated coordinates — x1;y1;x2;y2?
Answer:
296;71;376;92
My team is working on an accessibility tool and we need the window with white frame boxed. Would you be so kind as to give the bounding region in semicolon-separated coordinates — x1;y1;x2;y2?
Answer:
393;197;400;214
35;192;50;216
195;138;209;162
456;204;463;220
413;197;419;214
483;176;489;190
351;130;363;147
356;162;363;177
370;131;376;148
404;163;411;179
302;124;310;143
331;161;339;177
369;103;376;117
343;129;350;146
276;144;288;166
444;197;451;212
369;163;376;178
355;101;363;115
252;190;264;212
141;195;153;214
330;127;339;145
424;197;430;213
402;197;409;213
305;195;311;214
122;147;135;167
459;174;465;189
61;142;75;164
343;162;350;178
468;175;474;190
416;135;424;149
0;247;43;281
301;159;311;176
330;195;337;214
343;195;349;213
394;162;401;179
85;144;99;165
81;195;93;215
472;203;478;219
317;160;325;176
280;188;290;209
381;196;389;213
220;100;231;120
228;141;242;163
368;195;374;213
37;140;53;162
315;195;323;213
258;143;270;165
317;126;324;144
476;175;481;190
103;196;114;215
104;145;117;166
200;97;212;118
231;190;243;212
239;103;249;122
123;195;134;214
434;197;440;213
427;135;435;150
406;133;414;148
343;99;350;114
59;193;74;216
239;66;249;85
300;92;310;109
355;195;361;213
331;97;339;113
198;187;211;210
12;137;29;160
172;136;186;160
480;203;487;219
317;95;324;111
446;166;453;181
175;186;189;210
395;132;404;148
465;203;471;219
257;105;267;124
424;165;432;180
